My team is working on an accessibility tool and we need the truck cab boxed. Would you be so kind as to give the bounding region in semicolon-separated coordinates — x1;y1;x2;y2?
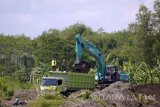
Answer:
40;77;65;93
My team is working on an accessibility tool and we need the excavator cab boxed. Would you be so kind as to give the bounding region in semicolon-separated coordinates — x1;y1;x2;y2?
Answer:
106;65;129;82
106;65;120;81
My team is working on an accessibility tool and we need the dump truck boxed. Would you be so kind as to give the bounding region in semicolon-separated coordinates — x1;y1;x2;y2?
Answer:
40;71;95;93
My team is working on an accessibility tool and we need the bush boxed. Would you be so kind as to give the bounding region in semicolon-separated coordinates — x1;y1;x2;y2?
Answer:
28;97;65;107
20;82;32;89
41;100;51;107
0;77;33;99
125;62;160;84
5;87;14;98
43;94;57;100
0;77;14;99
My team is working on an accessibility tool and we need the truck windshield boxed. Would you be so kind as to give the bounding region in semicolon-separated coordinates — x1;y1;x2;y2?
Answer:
42;79;57;86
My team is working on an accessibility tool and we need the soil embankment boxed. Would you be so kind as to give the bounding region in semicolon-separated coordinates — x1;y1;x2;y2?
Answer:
62;82;160;107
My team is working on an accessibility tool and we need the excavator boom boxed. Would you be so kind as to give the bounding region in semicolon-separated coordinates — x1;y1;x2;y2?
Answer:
74;33;106;81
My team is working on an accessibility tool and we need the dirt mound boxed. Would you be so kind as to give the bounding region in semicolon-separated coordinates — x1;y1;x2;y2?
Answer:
14;89;37;101
90;82;160;107
133;83;160;102
62;82;160;107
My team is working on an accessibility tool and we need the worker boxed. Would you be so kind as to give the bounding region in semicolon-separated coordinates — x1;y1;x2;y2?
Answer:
52;58;56;71
61;59;65;71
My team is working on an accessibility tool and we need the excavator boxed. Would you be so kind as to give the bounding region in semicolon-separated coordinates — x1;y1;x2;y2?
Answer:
73;33;129;85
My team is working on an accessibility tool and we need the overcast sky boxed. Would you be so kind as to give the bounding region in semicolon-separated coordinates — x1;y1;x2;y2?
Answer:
0;0;154;38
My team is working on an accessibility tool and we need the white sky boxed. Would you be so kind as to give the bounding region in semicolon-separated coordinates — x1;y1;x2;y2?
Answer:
0;0;154;38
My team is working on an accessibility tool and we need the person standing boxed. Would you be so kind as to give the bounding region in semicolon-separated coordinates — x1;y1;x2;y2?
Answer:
52;58;56;71
61;59;65;71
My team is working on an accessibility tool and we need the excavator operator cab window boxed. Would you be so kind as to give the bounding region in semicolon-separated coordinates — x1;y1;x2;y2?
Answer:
106;65;120;81
106;65;117;73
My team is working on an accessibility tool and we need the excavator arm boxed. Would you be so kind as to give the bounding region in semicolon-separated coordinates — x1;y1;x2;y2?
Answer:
75;33;83;64
74;33;106;81
83;40;106;81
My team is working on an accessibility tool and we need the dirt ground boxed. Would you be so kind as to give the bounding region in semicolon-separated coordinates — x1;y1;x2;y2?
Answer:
0;89;37;107
62;82;160;107
133;83;160;102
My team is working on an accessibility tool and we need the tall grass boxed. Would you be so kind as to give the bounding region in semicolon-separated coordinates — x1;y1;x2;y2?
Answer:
27;94;65;107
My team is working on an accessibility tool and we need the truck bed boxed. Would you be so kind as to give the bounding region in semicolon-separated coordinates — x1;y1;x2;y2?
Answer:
50;71;95;90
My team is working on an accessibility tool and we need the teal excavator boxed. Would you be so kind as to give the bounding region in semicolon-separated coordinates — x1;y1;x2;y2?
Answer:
73;33;129;84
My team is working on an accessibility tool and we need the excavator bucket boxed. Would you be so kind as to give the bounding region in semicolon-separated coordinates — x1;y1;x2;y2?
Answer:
73;60;91;73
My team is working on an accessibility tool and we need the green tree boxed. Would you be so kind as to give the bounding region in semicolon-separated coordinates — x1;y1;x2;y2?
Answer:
20;53;35;82
134;4;155;67
152;0;160;63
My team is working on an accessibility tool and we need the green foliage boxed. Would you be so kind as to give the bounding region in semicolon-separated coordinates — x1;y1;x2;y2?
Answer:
20;82;33;89
0;76;33;100
0;77;14;99
34;30;75;71
20;53;35;82
42;94;58;100
0;34;33;76
124;61;160;84
129;1;160;67
28;96;65;107
61;23;92;40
